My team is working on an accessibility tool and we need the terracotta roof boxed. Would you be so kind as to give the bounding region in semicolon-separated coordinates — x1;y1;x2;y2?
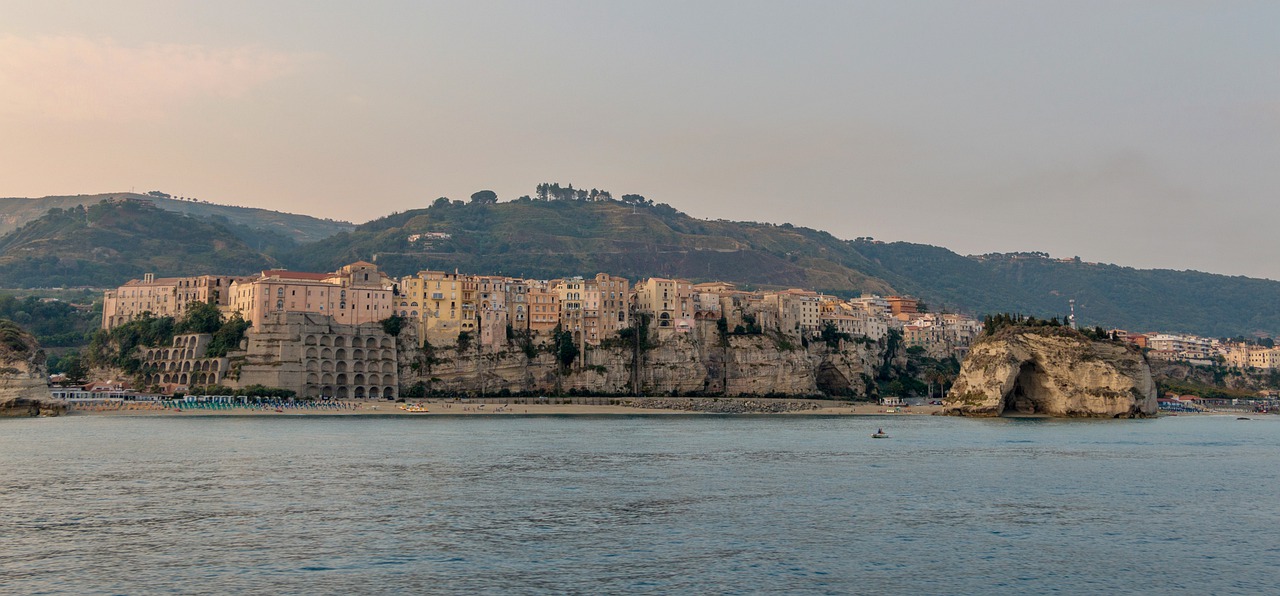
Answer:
260;269;330;281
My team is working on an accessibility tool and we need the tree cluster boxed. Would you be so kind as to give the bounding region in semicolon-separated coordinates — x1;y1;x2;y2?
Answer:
534;182;613;202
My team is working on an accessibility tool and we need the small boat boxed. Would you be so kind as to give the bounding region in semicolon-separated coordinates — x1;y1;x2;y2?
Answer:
1237;417;1251;420
872;428;890;439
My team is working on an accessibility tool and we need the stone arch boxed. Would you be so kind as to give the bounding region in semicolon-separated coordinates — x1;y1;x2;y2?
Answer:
382;362;394;374
365;337;377;348
212;361;220;371
320;336;332;346
354;386;366;398
306;386;319;398
162;374;171;384
322;361;334;372
368;373;380;386
354;373;366;386
382;387;394;399
163;349;170;360
306;347;318;359
307;373;319;385
1002;361;1054;416
182;361;191;372
336;361;348;373
335;336;347;347
179;373;188;385
335;348;347;360
336;386;348;399
305;335;318;345
381;338;393;348
306;360;319;372
186;349;195;359
322;385;334;397
367;349;380;361
321;347;333;359
322;373;334;385
336;373;348;386
352;348;363;360
353;361;365;372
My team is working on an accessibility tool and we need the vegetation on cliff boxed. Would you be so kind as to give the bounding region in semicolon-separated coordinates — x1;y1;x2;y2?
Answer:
84;302;251;376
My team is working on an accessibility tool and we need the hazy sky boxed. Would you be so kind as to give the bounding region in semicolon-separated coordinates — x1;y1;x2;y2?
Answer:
2;1;1278;278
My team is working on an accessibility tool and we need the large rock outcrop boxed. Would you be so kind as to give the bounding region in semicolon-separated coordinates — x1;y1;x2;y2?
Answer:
943;327;1156;418
0;320;64;417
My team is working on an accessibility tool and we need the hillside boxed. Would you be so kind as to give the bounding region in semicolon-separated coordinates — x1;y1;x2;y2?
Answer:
281;198;1280;338
0;193;353;244
0;200;275;287
852;242;1280;338
283;198;897;295
1;192;1276;337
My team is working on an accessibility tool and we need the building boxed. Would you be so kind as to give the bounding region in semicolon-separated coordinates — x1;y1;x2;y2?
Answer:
399;270;473;347
102;274;245;329
526;283;561;337
635;278;694;334
228;262;394;330
886;296;920;321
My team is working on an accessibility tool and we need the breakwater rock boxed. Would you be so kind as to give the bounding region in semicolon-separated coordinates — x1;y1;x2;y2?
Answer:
943;327;1156;418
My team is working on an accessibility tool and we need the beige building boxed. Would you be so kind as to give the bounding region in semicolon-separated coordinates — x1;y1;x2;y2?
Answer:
102;274;245;329
765;289;822;336
228;262;394;330
588;273;630;344
527;284;561;337
635;277;694;334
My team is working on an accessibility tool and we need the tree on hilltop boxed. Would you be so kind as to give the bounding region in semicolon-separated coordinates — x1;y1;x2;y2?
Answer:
469;190;498;205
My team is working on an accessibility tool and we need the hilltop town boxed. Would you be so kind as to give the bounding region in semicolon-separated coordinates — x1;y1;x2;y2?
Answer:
92;260;983;400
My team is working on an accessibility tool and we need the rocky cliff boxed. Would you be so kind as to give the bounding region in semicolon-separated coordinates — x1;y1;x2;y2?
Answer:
943;327;1156;418
402;322;889;398
0;320;64;417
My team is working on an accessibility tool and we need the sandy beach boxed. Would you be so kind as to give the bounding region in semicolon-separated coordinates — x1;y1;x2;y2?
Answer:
65;399;944;417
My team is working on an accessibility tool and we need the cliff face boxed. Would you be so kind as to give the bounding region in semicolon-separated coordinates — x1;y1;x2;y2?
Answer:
402;324;885;397
0;320;63;417
943;327;1156;418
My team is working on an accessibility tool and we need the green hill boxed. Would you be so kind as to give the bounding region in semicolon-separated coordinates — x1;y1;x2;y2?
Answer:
282;198;897;295
853;242;1280;338
281;197;1280;338
0;199;276;287
0;192;353;244
2;192;1276;338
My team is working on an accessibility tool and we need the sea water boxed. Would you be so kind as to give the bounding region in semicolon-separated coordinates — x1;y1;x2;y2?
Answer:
2;415;1277;594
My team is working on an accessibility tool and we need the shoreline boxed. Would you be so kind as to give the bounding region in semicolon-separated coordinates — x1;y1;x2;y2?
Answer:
63;399;945;417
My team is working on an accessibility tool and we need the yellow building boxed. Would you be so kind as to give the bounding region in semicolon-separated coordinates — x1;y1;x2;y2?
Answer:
398;270;477;347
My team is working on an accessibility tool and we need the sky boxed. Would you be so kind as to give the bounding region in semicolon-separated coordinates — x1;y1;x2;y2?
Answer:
2;1;1278;278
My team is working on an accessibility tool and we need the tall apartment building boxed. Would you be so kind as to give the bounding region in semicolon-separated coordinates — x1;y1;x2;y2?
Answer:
399;270;473;347
102;274;245;329
526;283;560;337
589;273;630;344
635;277;694;334
228;261;395;329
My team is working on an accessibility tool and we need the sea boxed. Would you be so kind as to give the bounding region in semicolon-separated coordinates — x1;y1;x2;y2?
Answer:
2;414;1277;595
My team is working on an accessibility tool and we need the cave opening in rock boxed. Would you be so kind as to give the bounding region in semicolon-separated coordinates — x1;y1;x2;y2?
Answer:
1002;361;1049;416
